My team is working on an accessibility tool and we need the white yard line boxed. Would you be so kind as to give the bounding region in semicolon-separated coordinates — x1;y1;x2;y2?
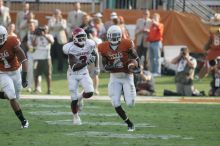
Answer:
65;131;193;140
45;119;155;128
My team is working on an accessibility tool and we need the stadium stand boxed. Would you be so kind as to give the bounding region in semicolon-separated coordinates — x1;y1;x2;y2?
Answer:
5;0;218;53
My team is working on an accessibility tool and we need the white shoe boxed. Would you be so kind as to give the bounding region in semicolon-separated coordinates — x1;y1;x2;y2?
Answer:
128;123;135;132
77;99;84;112
36;86;42;93
21;120;29;128
73;114;82;125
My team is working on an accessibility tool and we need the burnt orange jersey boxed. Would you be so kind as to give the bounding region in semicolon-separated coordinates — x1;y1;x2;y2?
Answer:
210;33;220;50
0;36;21;71
98;39;134;73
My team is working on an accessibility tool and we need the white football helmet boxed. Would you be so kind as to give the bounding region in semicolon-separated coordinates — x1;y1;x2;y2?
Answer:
0;25;8;46
107;25;122;45
72;27;87;47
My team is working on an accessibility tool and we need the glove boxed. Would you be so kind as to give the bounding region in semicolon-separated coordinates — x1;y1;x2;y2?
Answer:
104;64;114;71
86;55;96;65
21;72;28;88
129;66;141;74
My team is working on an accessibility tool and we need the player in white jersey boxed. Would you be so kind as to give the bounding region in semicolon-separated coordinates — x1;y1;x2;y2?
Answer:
63;27;99;125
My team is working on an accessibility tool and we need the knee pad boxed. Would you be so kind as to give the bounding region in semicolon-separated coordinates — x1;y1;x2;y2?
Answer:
83;92;93;98
126;99;135;107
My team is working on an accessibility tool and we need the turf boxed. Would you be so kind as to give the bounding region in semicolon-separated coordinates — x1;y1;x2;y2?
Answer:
0;99;219;146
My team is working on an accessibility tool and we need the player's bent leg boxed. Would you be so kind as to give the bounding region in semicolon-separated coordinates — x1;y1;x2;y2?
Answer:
71;99;82;125
108;80;122;107
10;99;29;128
1;74;29;128
123;75;136;107
80;73;94;98
115;106;135;132
82;92;93;98
71;100;78;114
0;92;8;99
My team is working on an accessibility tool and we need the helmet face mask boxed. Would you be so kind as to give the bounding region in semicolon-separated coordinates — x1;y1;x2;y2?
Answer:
75;34;87;46
72;28;87;47
107;25;122;45
0;26;8;46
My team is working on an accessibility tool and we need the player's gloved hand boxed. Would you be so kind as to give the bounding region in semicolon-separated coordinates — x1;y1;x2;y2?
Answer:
104;64;114;71
22;72;28;88
93;67;100;75
86;55;96;65
132;67;141;74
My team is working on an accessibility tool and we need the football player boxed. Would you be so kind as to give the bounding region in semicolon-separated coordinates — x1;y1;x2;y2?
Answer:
0;25;29;128
199;25;220;79
98;25;140;131
63;27;99;125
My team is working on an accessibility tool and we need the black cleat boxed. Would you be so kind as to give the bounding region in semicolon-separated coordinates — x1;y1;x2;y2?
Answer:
128;123;135;132
21;120;29;128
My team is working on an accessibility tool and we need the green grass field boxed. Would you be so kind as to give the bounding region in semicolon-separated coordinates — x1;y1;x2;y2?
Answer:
1;63;219;146
0;99;220;146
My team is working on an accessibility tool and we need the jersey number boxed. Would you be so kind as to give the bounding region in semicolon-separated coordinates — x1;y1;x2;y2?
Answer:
1;57;11;68
79;56;87;64
213;35;220;46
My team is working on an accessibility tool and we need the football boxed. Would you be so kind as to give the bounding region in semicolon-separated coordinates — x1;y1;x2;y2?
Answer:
127;59;138;70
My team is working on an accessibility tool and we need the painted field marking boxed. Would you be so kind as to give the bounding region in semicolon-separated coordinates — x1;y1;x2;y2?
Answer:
65;131;193;140
45;119;155;128
23;104;101;109
29;111;117;117
23;104;69;108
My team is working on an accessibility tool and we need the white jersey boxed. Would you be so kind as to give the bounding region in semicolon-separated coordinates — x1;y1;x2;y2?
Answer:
63;39;96;75
32;34;54;60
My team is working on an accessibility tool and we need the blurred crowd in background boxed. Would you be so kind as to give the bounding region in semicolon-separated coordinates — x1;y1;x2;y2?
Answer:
1;0;220;97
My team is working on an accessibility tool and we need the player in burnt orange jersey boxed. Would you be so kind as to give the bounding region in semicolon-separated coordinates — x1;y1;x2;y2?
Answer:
199;25;220;79
0;25;29;128
98;25;140;132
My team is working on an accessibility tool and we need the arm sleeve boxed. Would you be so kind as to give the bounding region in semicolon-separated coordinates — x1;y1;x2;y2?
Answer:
63;44;68;55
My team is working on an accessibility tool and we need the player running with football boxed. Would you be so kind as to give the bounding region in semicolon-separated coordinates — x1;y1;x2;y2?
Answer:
98;25;140;131
63;27;99;125
0;25;29;128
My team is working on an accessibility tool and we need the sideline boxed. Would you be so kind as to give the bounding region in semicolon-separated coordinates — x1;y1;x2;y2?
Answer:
21;95;220;104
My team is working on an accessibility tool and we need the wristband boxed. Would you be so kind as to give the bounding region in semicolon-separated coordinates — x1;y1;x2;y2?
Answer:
22;72;27;80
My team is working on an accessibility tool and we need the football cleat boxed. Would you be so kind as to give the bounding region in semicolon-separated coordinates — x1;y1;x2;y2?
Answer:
21;120;29;128
128;123;135;132
73;114;82;125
